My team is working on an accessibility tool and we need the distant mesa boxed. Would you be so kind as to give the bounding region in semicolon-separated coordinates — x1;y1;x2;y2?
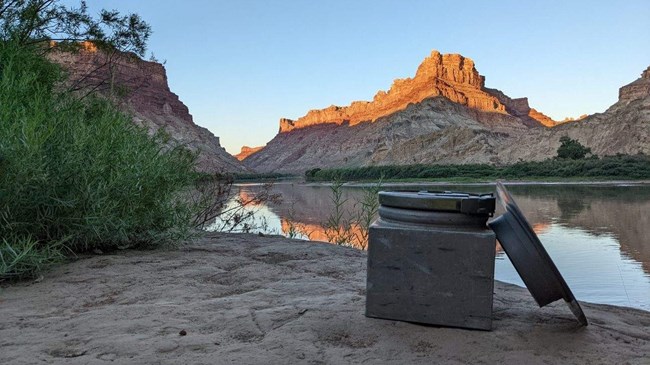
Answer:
558;114;590;124
278;50;557;133
235;145;264;161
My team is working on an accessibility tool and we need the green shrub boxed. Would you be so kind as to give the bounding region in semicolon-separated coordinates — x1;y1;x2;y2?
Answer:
0;41;198;279
557;136;592;160
304;168;321;179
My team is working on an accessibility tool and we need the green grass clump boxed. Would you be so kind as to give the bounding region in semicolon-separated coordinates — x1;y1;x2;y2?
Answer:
0;235;67;280
0;41;197;280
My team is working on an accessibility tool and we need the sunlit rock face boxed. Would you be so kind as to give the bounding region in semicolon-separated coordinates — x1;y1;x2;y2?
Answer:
528;108;558;127
246;56;650;174
278;51;554;133
618;66;650;104
481;88;557;127
234;146;264;161
244;50;556;173
48;45;248;173
495;64;650;162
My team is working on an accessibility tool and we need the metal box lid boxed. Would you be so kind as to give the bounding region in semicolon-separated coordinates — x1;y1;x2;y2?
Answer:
378;191;496;216
488;182;588;326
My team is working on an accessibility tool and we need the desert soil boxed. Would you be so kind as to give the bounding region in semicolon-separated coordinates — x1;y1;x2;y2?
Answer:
1;233;649;364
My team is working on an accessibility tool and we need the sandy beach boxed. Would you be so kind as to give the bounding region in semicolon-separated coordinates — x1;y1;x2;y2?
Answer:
1;232;649;364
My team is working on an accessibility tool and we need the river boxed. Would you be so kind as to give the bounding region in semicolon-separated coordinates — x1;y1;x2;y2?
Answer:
211;182;650;311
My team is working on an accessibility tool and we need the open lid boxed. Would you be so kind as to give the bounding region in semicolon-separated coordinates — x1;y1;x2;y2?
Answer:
488;182;588;326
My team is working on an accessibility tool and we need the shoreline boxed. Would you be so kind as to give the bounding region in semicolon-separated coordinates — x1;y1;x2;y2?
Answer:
1;233;649;364
341;179;650;187
235;179;650;187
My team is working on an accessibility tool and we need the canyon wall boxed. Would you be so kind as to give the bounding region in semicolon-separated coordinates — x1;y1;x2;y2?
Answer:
618;66;650;104
244;51;563;173
380;66;650;166
49;44;248;174
278;51;554;133
245;54;649;173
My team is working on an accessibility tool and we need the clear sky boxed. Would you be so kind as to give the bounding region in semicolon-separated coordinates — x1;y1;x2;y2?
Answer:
75;1;649;154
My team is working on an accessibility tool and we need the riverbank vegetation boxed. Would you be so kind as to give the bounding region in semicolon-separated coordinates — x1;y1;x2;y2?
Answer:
323;180;381;249
232;172;295;182
0;2;246;280
305;154;650;182
0;38;204;280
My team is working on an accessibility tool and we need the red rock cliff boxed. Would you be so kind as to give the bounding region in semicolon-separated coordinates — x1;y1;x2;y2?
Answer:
483;88;558;127
278;51;554;133
48;45;247;173
618;66;650;103
234;145;264;161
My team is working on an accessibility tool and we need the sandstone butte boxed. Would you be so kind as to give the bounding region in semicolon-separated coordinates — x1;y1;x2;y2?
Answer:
47;42;248;174
277;50;558;134
235;145;265;161
618;65;650;104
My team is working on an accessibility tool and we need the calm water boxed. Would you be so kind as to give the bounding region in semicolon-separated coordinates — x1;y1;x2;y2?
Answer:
215;182;650;311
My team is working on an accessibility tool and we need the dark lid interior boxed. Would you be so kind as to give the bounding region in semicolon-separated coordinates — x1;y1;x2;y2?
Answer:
488;182;588;326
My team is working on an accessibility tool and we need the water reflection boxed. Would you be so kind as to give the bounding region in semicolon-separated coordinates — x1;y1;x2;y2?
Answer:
225;182;650;310
495;224;650;310
507;185;650;276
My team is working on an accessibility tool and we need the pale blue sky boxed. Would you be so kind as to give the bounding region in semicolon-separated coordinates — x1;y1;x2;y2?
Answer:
77;1;649;154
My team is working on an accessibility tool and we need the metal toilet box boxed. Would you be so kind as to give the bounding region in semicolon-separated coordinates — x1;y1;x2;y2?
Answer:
365;191;497;330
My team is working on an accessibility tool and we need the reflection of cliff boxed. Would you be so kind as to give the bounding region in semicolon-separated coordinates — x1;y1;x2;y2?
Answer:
532;223;552;235
507;186;650;274
265;183;364;224
279;219;367;250
265;183;368;249
242;184;650;274
237;189;265;207
556;197;590;220
574;200;650;271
